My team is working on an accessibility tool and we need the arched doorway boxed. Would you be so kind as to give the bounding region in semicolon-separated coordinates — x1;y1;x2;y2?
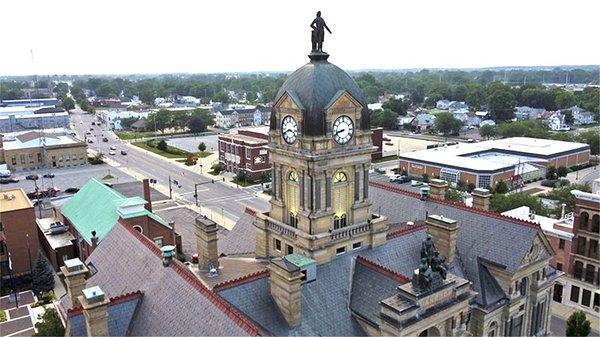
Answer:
418;326;441;337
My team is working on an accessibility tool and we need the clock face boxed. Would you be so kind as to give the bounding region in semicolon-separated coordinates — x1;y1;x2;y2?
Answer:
332;115;354;145
281;115;298;144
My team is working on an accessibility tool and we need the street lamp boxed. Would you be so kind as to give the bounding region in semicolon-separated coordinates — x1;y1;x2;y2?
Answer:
26;174;42;218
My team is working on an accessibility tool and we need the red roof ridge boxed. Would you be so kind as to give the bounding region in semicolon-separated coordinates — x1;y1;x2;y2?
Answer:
369;181;540;230
387;223;426;240
213;269;270;293
355;255;410;283
66;290;144;317
118;221;260;337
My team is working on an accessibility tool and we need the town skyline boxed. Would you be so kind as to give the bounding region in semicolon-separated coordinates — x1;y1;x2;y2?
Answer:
1;0;599;76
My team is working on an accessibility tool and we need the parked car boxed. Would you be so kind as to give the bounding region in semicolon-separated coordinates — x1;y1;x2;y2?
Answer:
411;180;423;187
109;150;116;155
385;142;394;146
382;137;391;142
375;167;386;174
110;146;117;150
87;139;94;143
102;137;109;142
121;150;127;155
43;173;55;178
0;177;19;184
0;169;11;178
389;175;410;184
65;187;80;194
91;121;96;125
27;187;61;199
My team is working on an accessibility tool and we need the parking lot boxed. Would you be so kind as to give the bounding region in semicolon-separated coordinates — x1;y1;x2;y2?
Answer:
0;164;135;196
167;135;219;153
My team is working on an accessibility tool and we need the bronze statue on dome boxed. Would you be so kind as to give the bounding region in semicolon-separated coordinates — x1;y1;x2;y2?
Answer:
310;11;332;52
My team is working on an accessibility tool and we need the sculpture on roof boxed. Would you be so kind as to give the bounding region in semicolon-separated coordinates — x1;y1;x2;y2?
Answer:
412;235;448;292
310;11;332;52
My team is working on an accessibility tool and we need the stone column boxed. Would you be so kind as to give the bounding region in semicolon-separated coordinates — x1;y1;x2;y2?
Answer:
79;286;109;337
471;188;491;210
425;215;459;265
60;258;89;309
429;179;448;200
195;217;219;270
268;257;303;327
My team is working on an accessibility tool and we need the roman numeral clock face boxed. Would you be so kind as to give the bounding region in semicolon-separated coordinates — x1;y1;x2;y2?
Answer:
281;115;298;144
332;115;354;145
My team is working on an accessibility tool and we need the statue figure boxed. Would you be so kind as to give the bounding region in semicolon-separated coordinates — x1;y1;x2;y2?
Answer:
431;252;448;280
413;235;448;292
310;11;332;52
421;234;436;262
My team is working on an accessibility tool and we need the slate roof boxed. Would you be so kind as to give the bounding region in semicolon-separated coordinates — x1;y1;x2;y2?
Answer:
111;181;168;202
68;292;142;337
64;222;258;336
219;211;257;256
60;179;169;244
271;55;369;136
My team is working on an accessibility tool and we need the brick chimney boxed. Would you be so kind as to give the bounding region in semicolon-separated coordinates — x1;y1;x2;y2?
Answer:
471;188;491;210
60;258;89;309
425;215;459;265
143;178;152;212
428;179;448;199
268;256;303;327
79;286;109;337
195;217;219;270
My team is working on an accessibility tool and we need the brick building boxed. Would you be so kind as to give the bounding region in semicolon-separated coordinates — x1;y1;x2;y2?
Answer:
399;137;590;189
551;189;600;313
218;130;270;180
0;188;39;277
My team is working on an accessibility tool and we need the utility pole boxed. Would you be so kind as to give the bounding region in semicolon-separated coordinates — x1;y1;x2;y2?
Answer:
168;175;172;199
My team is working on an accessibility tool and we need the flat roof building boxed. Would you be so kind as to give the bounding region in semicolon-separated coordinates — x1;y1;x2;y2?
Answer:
399;137;590;189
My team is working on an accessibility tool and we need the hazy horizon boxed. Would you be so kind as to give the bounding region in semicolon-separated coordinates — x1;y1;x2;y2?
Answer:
1;0;599;76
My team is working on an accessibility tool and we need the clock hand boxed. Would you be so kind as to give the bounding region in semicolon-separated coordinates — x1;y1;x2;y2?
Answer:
335;128;346;135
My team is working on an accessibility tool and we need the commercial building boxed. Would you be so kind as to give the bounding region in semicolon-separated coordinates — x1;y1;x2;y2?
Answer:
218;129;270;180
0;188;39;277
399;137;590;189
99;110;150;131
214;106;271;129
0;129;87;171
0;102;69;133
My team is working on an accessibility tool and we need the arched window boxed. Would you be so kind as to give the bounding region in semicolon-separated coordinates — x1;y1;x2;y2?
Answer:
288;170;299;182
333;214;347;229
580;212;589;230
519;278;528;296
133;225;143;234
286;170;299;225
592;214;599;233
333;171;348;183
488;322;497;337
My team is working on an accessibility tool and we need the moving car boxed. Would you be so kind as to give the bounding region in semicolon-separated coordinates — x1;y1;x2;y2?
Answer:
43;173;55;178
27;187;61;199
375;167;386;174
109;150;116;155
103;137;109;142
0;169;11;178
110;146;117;150
65;187;80;194
0;177;19;184
389;175;410;184
121;150;127;155
87;139;94;143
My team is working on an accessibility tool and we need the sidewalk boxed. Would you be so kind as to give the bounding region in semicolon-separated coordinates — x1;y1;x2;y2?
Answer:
552;302;600;333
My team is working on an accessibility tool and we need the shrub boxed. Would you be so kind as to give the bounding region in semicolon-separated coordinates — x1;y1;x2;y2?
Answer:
546;166;557;180
495;180;509;194
445;188;464;202
557;166;569;177
198;142;207;152
185;154;198;166
566;310;591;337
466;183;476;193
157;140;168;152
422;173;430;183
34;308;65;337
210;163;223;174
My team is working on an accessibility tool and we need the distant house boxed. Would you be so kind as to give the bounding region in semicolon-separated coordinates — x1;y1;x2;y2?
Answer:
466;115;482;127
566;106;595;125
452;110;469;123
215;107;270;129
515;106;545;120
474;111;489;119
368;103;383;111
448;101;468;112
130;119;146;132
397;116;415;128
547;113;570;131
412;113;436;131
436;99;450;110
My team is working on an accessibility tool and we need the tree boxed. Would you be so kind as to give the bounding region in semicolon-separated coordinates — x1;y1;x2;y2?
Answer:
445;188;464;202
157;140;168;152
479;124;497;139
382;98;408;115
32;251;54;295
148;109;172;133
434;112;463;136
191;108;215;127
371;109;397;130
198;142;207;152
546;166;557;180
34;307;65;337
557;166;569;177
185;154;198;166
188;117;206;133
246;91;257;102
61;97;75;111
578;131;600;155
490;193;549;216
488;83;515;121
563;109;574;125
566;310;591;337
120;117;138;130
544;184;592;219
96;83;116;98
494;180;509;194
555;91;577;109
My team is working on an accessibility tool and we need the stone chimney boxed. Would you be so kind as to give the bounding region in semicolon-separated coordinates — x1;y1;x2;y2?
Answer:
79;286;109;337
142;178;152;212
425;215;459;265
90;231;99;250
471;188;491;210
268;256;303;327
60;258;89;309
195;217;219;270
428;179;448;200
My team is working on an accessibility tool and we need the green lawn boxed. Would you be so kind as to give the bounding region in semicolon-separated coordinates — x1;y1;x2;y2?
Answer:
132;142;188;159
197;151;212;158
115;131;156;140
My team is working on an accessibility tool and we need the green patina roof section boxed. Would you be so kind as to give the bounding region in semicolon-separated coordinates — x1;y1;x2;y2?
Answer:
61;179;171;243
61;178;127;244
284;253;315;268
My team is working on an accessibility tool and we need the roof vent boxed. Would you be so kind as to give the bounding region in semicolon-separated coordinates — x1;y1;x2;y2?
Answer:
284;254;317;284
3;193;15;200
64;258;85;273
161;245;176;267
82;286;105;304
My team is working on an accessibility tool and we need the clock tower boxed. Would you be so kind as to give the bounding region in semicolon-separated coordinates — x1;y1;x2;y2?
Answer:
254;50;389;265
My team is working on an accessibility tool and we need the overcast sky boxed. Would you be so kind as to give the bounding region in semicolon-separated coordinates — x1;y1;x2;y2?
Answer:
1;0;598;76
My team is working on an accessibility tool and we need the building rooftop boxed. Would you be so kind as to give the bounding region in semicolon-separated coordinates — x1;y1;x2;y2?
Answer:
219;133;268;145
2;130;80;151
399;137;589;172
0;188;33;213
36;218;76;249
501;206;573;240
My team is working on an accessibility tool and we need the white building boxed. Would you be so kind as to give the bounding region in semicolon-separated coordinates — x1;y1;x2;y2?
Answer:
436;99;450;110
548;113;570;131
100;110;150;131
